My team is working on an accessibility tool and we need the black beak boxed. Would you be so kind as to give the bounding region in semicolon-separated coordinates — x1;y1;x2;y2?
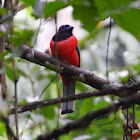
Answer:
68;26;74;31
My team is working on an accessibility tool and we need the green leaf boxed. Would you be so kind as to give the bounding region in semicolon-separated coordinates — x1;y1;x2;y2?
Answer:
72;0;99;33
0;51;9;61
0;122;7;137
79;98;94;116
18;68;27;78
21;0;36;6
94;0;109;20
40;106;55;120
133;63;140;75
120;76;129;84
19;99;28;106
31;65;40;74
96;0;140;41
6;65;14;81
74;0;140;40
0;8;7;15
37;74;45;81
94;100;109;110
6;64;26;81
0;32;4;37
44;1;68;18
112;9;140;41
8;29;34;47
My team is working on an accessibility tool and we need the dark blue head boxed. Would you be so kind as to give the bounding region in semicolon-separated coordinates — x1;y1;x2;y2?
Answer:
58;25;74;32
52;25;74;41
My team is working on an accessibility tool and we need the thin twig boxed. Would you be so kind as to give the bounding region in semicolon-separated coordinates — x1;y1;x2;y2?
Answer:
4;118;18;140
9;0;19;138
37;93;140;140
12;29;19;140
133;104;135;123
27;63;36;98
54;14;61;132
19;64;36;138
32;18;42;48
105;17;116;123
20;17;51;138
56;74;61;128
0;35;8;100
20;112;31;138
9;83;140;115
126;108;128;140
0;1;16;139
38;75;57;100
0;33;14;140
92;113;116;126
20;75;57;138
106;17;112;87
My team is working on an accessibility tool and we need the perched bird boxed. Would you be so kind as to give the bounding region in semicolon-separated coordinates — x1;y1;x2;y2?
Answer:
50;25;80;114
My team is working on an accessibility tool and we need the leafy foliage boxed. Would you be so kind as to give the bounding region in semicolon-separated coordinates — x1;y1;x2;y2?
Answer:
0;121;8;139
40;106;56;120
72;0;99;33
44;1;68;18
20;0;36;6
0;0;140;139
71;0;140;41
0;8;7;15
8;29;34;47
100;0;140;41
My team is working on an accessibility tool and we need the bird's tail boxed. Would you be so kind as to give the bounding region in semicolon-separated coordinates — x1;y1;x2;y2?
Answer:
61;80;76;115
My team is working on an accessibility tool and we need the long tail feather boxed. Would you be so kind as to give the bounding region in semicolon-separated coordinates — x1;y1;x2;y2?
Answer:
61;81;76;114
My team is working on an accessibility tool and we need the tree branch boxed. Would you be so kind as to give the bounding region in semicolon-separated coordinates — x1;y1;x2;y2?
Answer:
9;83;140;115
37;93;140;140
0;34;14;139
5;45;140;140
4;118;18;140
5;45;122;90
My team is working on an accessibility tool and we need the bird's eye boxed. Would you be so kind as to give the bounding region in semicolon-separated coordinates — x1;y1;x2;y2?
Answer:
59;26;64;30
65;25;69;28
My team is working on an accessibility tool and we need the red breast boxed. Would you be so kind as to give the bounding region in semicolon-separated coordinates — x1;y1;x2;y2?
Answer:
50;35;79;67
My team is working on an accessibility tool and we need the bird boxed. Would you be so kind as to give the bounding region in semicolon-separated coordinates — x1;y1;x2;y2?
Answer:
50;25;80;114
